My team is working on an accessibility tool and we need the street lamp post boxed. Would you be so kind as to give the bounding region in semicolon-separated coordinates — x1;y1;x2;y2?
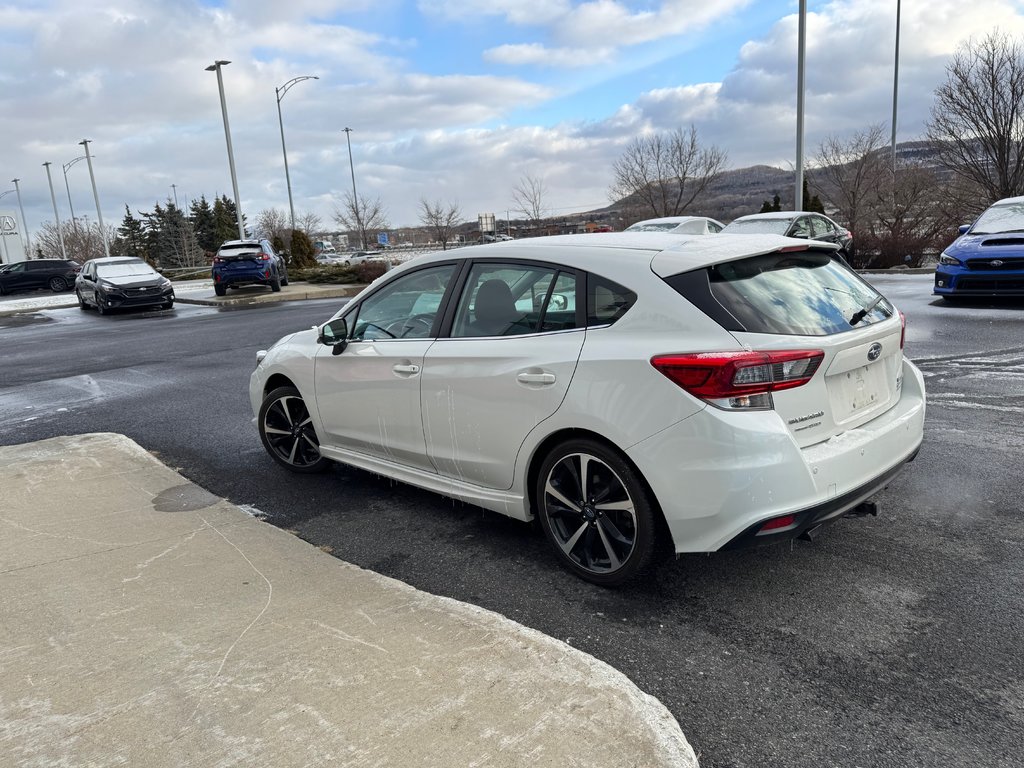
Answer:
0;188;14;263
342;127;364;250
62;156;87;235
11;178;30;253
795;0;807;211
42;163;68;260
276;75;318;240
79;139;110;258
206;60;245;240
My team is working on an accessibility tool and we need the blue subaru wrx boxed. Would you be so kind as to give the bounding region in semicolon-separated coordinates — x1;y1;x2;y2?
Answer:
935;196;1024;301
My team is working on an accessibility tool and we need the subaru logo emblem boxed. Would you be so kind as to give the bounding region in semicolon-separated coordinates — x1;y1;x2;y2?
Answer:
867;342;882;361
991;259;1004;267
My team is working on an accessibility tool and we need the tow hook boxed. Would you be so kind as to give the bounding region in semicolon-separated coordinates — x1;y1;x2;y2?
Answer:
844;500;880;518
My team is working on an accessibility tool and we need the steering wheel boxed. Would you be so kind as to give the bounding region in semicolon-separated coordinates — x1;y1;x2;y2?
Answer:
385;314;435;338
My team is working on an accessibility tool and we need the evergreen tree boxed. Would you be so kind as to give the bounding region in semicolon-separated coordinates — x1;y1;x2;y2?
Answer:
802;178;826;213
115;205;148;260
212;195;244;245
290;229;318;269
189;195;217;253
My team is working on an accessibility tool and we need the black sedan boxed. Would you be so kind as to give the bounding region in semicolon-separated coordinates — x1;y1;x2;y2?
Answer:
75;257;175;314
0;259;80;295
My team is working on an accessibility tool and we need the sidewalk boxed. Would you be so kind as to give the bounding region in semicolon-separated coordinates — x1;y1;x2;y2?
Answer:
0;433;698;767
0;280;363;317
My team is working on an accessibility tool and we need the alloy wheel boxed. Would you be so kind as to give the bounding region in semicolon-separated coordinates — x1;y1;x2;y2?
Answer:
260;390;326;470
541;452;639;577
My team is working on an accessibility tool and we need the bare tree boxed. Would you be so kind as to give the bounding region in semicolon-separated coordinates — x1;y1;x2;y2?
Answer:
812;124;889;264
295;211;323;238
512;175;548;229
333;192;388;250
34;219;112;262
609;125;727;218
256;208;289;244
927;31;1024;208
418;198;462;249
863;161;946;267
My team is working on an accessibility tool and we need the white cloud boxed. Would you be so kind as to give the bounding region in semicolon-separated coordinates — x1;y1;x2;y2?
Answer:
484;43;615;68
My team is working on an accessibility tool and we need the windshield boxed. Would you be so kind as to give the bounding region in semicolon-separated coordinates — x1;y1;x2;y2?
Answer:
626;222;680;232
970;202;1024;234
721;219;792;235
97;262;158;278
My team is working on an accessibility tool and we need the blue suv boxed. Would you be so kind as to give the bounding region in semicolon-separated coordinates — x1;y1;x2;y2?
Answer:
935;197;1024;300
212;239;289;296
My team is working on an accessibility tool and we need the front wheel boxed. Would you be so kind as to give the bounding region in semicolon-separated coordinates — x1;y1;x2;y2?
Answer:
77;290;89;310
49;276;68;292
535;438;659;586
258;386;331;473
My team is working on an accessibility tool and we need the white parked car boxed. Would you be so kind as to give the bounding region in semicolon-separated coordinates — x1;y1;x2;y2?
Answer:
624;216;725;235
251;233;925;585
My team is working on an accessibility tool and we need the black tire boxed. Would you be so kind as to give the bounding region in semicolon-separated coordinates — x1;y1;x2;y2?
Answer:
96;299;107;315
49;276;68;292
258;386;331;473
280;265;289;286
535;438;659;587
270;276;282;292
162;299;174;310
214;283;227;297
77;290;89;310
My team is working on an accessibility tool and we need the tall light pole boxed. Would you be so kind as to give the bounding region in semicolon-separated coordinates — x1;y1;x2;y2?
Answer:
62;156;87;235
79;139;110;258
171;183;178;208
11;178;30;253
276;75;318;240
795;0;807;211
42;163;68;260
342;127;364;249
891;0;902;174
0;188;14;263
206;59;245;240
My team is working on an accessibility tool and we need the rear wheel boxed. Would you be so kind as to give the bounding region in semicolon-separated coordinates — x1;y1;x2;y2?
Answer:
49;276;68;292
280;265;289;286
258;386;331;473
214;283;227;297
535;438;659;586
270;276;282;292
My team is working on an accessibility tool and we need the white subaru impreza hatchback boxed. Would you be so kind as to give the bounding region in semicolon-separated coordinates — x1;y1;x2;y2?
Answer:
250;233;925;586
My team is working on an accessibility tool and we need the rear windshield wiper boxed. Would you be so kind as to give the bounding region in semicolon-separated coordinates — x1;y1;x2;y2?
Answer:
849;295;883;326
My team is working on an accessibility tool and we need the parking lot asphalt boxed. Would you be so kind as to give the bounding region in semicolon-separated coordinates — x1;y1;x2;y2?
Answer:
0;280;363;317
0;433;696;767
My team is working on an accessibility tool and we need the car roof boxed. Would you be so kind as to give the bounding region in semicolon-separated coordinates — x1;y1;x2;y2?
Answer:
990;196;1024;207
629;216;713;225
730;211;833;223
219;240;263;247
87;257;146;265
399;232;837;280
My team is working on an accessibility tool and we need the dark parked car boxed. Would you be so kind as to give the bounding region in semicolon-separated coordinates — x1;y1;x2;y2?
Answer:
0;259;80;295
75;257;175;314
211;239;289;296
934;195;1024;300
722;212;853;262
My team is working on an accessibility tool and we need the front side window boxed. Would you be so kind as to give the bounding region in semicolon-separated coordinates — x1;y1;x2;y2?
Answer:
350;264;456;341
452;263;578;338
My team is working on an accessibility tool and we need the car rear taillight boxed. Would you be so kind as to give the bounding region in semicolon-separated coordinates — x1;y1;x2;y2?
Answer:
260;253;271;261
651;350;824;410
758;514;797;534
213;256;224;264
899;310;906;350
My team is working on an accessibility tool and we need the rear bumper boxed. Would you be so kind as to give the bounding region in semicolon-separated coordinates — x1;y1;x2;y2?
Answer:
213;265;276;287
626;358;926;553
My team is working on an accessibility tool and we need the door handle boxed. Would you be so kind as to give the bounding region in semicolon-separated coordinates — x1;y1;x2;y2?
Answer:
517;372;556;385
393;363;420;375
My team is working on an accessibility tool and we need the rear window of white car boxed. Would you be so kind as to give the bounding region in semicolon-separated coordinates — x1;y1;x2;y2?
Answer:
666;251;894;336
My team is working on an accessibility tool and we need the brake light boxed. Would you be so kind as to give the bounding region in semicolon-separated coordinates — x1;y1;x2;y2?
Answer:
651;350;824;410
260;253;271;261
213;256;224;264
899;310;906;349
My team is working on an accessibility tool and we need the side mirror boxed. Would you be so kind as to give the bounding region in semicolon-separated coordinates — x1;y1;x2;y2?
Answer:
958;224;970;235
318;318;349;355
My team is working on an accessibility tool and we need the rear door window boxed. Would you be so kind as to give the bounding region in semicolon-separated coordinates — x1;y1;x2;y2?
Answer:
667;251;894;336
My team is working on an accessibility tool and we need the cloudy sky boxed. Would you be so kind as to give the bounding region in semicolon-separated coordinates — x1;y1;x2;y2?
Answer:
2;0;1024;239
